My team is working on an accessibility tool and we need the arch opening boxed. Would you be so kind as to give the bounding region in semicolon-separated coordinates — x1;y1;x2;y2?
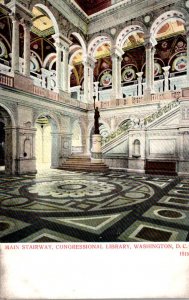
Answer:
0;105;14;174
35;115;59;170
71;122;83;154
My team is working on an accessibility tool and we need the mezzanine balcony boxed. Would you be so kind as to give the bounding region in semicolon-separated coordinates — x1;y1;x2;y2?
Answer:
0;72;182;111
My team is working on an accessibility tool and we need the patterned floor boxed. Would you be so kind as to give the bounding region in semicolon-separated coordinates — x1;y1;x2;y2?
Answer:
0;169;189;242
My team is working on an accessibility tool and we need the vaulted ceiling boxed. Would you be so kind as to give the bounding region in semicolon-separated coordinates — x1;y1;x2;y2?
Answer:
74;0;112;15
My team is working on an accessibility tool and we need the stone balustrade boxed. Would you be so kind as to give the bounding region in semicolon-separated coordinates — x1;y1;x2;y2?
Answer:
89;91;181;111
102;99;180;148
0;73;14;87
0;72;182;112
0;72;88;110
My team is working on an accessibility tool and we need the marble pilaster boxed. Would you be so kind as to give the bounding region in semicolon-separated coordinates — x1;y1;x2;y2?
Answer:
53;33;71;94
83;56;96;103
111;46;123;99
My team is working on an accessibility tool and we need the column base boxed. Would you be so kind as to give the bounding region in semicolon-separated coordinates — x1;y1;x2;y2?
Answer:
56;88;70;98
144;88;154;96
128;158;145;173
15;158;37;175
91;134;103;164
91;152;103;164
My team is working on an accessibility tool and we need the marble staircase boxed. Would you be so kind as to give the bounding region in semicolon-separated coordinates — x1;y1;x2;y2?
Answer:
59;154;110;172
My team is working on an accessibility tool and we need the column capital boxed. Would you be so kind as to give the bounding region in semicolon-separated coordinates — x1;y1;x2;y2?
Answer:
8;2;33;22
144;41;153;50
83;55;96;69
21;19;32;30
110;45;124;58
52;33;71;51
9;12;20;23
144;34;157;48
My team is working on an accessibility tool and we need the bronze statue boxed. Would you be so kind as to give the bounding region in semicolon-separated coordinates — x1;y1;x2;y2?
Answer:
93;95;100;134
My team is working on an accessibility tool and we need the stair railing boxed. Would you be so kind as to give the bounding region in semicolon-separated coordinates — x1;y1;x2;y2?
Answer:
102;99;180;147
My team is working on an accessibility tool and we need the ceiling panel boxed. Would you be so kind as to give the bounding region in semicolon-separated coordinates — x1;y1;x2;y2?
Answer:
74;0;112;15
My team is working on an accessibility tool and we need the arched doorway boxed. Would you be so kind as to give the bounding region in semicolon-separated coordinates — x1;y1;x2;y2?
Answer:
72;122;83;154
35;115;59;170
0;121;5;170
0;105;14;174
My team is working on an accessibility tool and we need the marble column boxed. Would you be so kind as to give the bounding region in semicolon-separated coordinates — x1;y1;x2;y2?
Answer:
111;46;123;99
62;46;69;92
83;59;89;103
136;72;143;96
88;58;95;103
23;22;31;77
162;66;170;92
151;46;156;92
11;16;20;73
186;28;189;84
83;56;95;103
54;42;62;91
53;34;71;93
144;41;153;94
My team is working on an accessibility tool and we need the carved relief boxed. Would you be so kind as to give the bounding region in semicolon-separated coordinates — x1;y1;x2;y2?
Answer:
182;107;189;120
24;121;32;128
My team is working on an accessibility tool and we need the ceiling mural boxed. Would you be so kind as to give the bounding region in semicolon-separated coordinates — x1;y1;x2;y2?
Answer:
74;0;112;15
156;20;185;40
0;2;187;87
32;7;54;38
94;43;111;59
72;50;83;65
122;32;144;50
71;42;111;65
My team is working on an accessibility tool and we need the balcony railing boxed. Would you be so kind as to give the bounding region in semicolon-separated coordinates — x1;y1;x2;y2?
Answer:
0;73;13;87
0;72;183;112
0;73;88;110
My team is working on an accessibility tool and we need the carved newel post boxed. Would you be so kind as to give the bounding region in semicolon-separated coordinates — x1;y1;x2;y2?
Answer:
91;96;103;163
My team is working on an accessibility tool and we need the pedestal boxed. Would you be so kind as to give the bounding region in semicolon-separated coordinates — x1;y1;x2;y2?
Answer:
91;134;102;163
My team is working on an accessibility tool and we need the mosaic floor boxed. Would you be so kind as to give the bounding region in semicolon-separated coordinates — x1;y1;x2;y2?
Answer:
0;169;189;243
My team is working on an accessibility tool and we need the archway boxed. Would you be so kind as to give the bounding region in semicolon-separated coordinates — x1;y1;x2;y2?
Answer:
0;105;14;174
150;11;186;91
35;115;59;170
30;4;59;90
0;121;5;170
72;122;82;154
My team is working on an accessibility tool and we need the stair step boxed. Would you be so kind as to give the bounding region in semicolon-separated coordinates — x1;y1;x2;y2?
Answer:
60;154;109;172
62;164;109;168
